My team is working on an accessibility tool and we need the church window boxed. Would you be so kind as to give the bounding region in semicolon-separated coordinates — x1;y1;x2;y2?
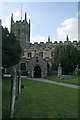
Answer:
51;51;53;57
35;50;36;53
28;52;32;58
18;29;20;35
39;52;43;58
21;63;26;70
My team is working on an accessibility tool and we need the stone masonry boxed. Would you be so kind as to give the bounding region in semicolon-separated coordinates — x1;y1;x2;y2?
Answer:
11;12;80;78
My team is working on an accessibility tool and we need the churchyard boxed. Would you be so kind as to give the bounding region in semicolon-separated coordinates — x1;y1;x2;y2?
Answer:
2;74;80;118
2;2;80;119
46;74;80;85
2;20;80;119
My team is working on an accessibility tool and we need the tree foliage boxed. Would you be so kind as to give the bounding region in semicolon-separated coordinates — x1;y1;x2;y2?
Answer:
53;43;79;74
2;27;21;68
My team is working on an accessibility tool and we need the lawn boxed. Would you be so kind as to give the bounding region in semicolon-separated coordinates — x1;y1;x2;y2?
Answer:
2;77;78;118
46;74;80;86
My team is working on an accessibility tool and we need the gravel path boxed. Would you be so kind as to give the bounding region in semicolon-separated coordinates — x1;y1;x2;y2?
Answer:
26;78;80;89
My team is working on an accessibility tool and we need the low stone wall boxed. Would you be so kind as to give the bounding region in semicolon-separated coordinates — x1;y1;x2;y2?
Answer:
60;75;76;80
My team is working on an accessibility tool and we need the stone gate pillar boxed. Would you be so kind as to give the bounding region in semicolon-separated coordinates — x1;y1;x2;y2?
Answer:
10;66;16;118
17;69;21;98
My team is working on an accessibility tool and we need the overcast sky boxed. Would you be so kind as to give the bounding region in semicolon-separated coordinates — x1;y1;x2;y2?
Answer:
0;2;78;43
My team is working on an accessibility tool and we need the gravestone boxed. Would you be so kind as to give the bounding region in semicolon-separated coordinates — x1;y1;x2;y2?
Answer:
58;63;62;78
75;65;79;75
10;66;16;118
17;69;21;97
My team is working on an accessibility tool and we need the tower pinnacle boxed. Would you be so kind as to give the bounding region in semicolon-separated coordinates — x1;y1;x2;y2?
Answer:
29;19;30;29
25;12;27;21
67;35;69;41
11;13;13;33
48;36;50;42
11;13;13;22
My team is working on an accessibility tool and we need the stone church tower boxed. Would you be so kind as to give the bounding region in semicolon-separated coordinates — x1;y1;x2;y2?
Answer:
10;12;30;53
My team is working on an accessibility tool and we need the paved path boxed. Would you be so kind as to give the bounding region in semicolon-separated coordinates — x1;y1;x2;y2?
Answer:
25;78;80;89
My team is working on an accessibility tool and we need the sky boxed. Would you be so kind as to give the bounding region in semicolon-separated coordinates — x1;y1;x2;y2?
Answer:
0;2;79;43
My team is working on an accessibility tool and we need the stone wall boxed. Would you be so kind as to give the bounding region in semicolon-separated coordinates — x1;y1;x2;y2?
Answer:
24;37;80;60
11;13;30;50
11;12;80;78
26;54;47;78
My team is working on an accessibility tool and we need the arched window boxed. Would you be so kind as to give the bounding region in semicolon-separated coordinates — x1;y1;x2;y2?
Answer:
28;52;32;58
51;51;53;57
21;63;26;70
39;52;43;58
18;29;20;35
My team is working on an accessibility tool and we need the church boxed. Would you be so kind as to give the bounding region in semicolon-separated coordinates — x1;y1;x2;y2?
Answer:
11;12;80;78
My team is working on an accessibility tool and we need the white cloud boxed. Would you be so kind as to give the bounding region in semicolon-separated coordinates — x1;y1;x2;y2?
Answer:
30;35;56;44
2;11;21;32
13;11;21;21
2;14;11;32
0;4;2;19
57;17;78;42
3;10;78;43
2;11;32;32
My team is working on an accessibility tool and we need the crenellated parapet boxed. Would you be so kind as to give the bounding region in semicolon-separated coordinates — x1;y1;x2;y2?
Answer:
27;36;79;50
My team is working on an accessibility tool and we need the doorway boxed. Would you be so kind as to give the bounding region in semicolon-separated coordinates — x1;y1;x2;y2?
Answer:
34;65;41;78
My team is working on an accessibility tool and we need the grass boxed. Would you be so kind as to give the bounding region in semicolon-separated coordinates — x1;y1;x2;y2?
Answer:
45;74;80;86
2;77;79;118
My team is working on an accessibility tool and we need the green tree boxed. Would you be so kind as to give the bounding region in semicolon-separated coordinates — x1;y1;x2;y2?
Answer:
2;27;21;68
54;43;79;74
78;50;80;69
